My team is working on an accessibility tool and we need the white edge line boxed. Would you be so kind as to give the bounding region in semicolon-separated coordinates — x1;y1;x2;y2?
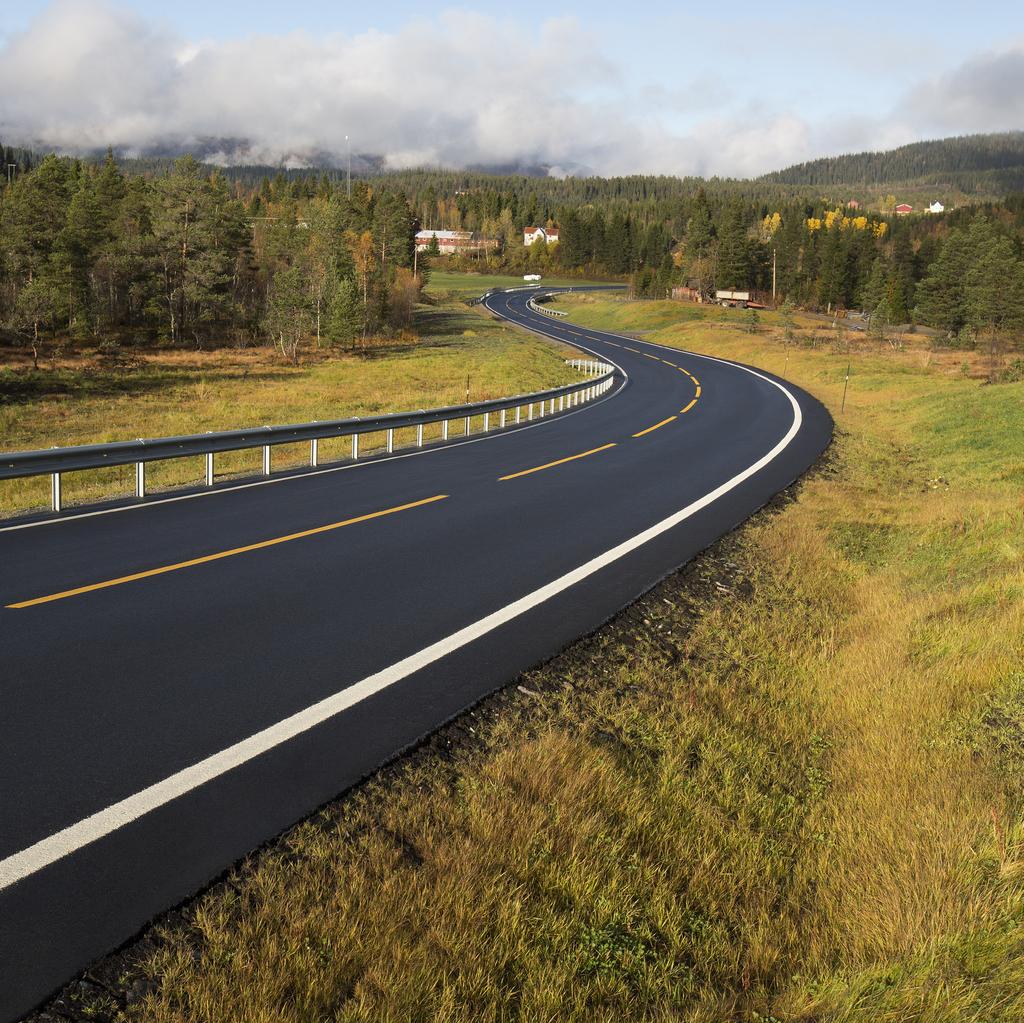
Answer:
0;310;800;892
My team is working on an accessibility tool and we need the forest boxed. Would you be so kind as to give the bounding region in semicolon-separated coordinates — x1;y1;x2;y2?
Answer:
761;131;1024;192
0;150;418;363
2;144;1024;364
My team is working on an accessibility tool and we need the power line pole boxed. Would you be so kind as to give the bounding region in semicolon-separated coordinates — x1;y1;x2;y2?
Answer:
772;247;777;303
6;164;16;186
841;332;851;413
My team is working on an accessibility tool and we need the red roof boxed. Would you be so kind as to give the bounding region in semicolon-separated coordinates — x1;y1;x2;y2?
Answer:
895;203;913;212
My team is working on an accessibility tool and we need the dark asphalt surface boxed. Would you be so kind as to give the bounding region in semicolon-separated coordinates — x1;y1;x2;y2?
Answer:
0;288;832;1021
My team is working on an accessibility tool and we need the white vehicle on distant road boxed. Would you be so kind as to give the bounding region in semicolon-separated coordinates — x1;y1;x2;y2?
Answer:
523;273;542;281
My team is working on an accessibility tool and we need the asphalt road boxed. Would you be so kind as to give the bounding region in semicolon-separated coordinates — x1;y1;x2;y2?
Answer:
0;288;832;1021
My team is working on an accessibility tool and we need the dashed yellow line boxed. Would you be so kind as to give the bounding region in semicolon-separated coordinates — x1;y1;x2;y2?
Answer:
7;495;450;608
694;385;702;397
499;443;617;481
643;353;660;361
633;416;677;438
680;399;698;414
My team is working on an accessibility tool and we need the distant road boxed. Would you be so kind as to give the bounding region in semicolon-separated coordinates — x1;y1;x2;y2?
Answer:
0;288;831;1021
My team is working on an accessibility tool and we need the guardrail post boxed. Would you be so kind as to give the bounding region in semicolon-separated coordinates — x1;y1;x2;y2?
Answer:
528;403;533;421
549;398;555;415
442;420;449;441
310;438;319;467
262;445;271;475
51;471;61;513
352;434;359;460
483;412;490;432
539;400;545;418
464;415;471;435
516;406;521;424
386;428;394;453
417;423;424;447
499;409;506;428
135;460;146;499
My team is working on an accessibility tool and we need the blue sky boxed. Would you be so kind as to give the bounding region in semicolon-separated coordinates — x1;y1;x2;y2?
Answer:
1;1;1021;176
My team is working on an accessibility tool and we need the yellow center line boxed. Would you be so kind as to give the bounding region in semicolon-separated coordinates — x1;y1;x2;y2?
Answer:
7;494;450;609
680;399;698;414
661;360;678;367
643;353;660;360
694;385;702;397
633;415;677;438
499;443;616;481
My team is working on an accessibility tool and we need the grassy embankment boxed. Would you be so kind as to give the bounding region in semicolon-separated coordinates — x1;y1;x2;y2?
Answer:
0;297;580;517
41;292;1024;1021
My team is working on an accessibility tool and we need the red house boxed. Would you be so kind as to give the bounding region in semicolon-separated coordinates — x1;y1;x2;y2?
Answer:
895;203;913;215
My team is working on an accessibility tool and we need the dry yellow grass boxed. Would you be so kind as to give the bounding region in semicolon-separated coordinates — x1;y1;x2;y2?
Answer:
37;293;1024;1022
0;303;579;517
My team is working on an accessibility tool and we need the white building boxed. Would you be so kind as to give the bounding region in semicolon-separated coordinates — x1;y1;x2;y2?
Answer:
524;226;560;246
926;201;945;214
415;230;472;254
415;229;498;255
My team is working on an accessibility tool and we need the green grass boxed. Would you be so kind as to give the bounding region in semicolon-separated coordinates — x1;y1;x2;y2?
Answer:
0;302;581;517
52;295;1024;1021
425;270;613;302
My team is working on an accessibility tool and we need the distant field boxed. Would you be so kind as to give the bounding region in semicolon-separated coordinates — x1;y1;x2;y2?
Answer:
425;270;615;301
552;291;820;332
0;301;581;517
111;294;1024;1022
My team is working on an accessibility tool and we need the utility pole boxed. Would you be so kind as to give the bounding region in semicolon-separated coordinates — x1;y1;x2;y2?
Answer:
345;136;351;199
771;248;777;303
841;332;851;413
6;164;15;186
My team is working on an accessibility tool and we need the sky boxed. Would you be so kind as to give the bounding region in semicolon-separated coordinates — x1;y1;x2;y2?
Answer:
0;0;1022;178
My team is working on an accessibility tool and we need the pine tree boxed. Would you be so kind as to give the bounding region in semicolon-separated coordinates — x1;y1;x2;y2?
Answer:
715;204;751;290
327;277;363;347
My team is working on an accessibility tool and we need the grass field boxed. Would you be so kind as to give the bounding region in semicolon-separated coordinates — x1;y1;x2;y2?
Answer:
425;270;614;302
0;300;580;517
36;293;1024;1022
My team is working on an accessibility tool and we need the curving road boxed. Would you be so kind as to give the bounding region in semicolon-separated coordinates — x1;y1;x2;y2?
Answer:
0;288;831;1021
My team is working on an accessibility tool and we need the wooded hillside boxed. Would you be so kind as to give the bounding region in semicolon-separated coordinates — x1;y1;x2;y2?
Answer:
761;132;1024;193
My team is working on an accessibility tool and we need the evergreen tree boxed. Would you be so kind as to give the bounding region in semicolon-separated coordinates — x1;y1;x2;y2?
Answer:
715;204;751;290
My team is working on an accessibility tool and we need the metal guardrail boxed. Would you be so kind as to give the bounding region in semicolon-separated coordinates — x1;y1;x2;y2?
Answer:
527;294;569;317
0;349;616;514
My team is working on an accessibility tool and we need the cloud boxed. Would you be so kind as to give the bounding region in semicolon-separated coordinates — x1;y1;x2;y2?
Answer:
906;41;1024;133
1;1;1016;179
0;0;828;177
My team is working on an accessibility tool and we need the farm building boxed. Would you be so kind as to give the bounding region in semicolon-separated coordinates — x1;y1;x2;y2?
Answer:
415;230;497;254
523;226;559;246
926;201;945;213
895;203;913;215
